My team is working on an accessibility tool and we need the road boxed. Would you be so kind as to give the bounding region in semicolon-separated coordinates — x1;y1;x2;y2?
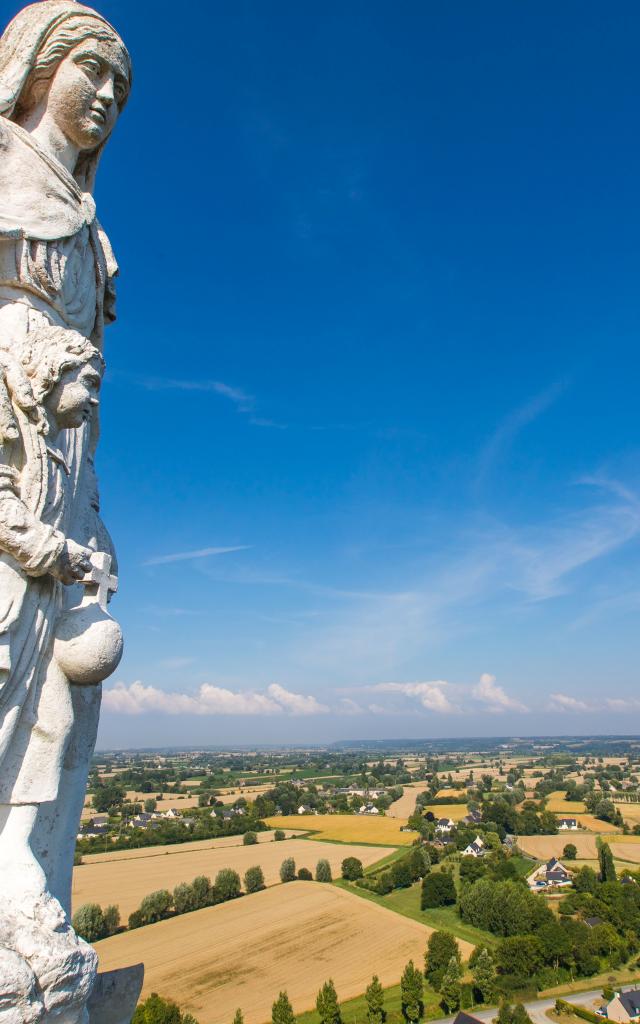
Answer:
431;987;604;1024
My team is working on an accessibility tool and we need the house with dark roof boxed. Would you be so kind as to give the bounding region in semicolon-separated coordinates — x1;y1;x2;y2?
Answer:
462;836;485;858
435;817;455;833
453;1012;485;1024
526;857;572;890
605;988;640;1023
558;817;578;830
463;809;483;826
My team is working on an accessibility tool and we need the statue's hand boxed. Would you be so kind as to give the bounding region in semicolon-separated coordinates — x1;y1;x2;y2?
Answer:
0;351;37;443
51;540;93;586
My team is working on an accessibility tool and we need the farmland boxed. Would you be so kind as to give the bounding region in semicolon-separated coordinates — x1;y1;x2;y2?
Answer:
263;814;414;845
517;833;599;860
387;783;431;818
72;836;394;919
95;882;468;1024
421;802;468;822
545;791;587;813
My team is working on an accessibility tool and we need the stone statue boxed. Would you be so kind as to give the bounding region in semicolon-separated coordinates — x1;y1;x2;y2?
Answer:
0;2;141;1020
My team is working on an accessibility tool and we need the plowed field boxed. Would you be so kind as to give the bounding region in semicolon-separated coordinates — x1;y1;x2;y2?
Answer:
95;882;473;1024
72;836;392;919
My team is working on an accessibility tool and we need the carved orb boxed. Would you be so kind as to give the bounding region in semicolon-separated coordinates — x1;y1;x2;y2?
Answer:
53;604;123;685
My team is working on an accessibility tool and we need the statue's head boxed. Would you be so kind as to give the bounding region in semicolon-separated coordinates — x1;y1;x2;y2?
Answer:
0;2;131;190
18;325;104;432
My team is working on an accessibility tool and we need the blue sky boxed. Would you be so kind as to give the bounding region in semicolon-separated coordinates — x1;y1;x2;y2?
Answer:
16;0;640;745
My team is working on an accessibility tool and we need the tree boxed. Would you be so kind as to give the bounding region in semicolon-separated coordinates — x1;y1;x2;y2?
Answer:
280;857;296;883
365;976;385;1024
409;847;430;880
472;947;496;1003
512;1006;533;1024
298;867;313;880
401;960;423;1022
563;843;578;861
144;798;157;814
316;980;341;1024
72;903;106;943
138;889;173;925
191;875;214;909
341;857;364;881
274;830;286;841
243;831;258;845
425;931;460;989
244;865;265;893
316;859;332;882
439;956;462;1013
496;935;543;977
272;992;295;1024
215;869;241;901
421;872;456;908
132;992;198;1024
174;882;197;915
391;859;413;889
574;866;598;893
598;842;617;882
103;904;120;936
233;1011;244;1024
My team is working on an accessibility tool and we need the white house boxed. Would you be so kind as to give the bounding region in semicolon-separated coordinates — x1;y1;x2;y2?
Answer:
462;836;485;858
435;817;455;833
358;803;380;815
557;817;578;830
526;857;573;890
604;989;640;1024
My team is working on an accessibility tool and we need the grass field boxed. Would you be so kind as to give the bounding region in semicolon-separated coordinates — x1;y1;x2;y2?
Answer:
95;882;452;1024
573;814;621;833
387;784;431;819
73;836;393;919
546;791;587;813
608;842;640;864
296;978;446;1024
335;878;491;948
619;804;640;826
264;815;413;845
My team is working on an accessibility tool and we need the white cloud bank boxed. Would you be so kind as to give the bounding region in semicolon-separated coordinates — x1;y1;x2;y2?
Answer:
472;673;529;713
103;681;329;717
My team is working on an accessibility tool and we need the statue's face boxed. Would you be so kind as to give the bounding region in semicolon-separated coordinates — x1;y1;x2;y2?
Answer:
43;36;129;152
47;360;102;430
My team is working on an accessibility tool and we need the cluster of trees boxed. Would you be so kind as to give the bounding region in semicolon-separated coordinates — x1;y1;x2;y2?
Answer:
127;868;254;930
77;808;266;856
72;902;120;943
279;857;334;882
132;993;198;1024
355;848;431;895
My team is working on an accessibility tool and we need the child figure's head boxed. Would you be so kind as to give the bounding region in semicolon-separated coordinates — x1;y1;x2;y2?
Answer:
19;326;104;433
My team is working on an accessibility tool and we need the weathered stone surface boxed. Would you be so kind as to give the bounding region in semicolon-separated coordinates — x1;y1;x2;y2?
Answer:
0;2;140;1017
87;965;145;1024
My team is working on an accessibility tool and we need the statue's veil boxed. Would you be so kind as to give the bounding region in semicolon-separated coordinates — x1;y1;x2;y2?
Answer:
0;0;131;193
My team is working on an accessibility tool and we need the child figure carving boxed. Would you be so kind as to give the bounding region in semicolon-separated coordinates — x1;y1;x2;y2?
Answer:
0;2;134;1019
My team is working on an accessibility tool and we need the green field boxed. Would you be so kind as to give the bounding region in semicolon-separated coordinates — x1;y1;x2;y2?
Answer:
334;878;495;948
296;978;445;1024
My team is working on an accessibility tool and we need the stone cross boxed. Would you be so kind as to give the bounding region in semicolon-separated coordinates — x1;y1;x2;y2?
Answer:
81;551;118;612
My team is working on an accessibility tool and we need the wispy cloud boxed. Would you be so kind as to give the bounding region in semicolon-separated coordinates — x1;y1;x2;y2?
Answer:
548;692;593;713
143;545;250;567
131;373;284;428
103;681;329;717
476;380;566;489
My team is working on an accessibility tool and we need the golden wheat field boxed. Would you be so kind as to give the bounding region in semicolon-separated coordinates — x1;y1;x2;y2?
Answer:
608;842;640;864
517;834;599;859
95;882;474;1024
545;791;587;813
619;804;640;826
573;814;621;833
72;837;393;919
80;830;306;866
387;783;431;818
264;814;413;844
422;803;468;822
